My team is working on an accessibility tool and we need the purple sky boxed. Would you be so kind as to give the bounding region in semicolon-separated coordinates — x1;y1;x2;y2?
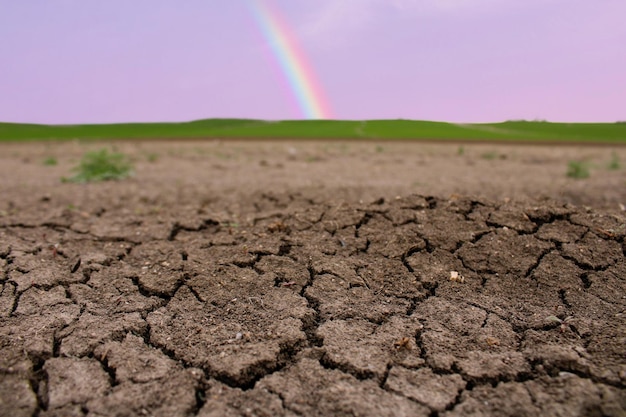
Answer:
1;0;625;124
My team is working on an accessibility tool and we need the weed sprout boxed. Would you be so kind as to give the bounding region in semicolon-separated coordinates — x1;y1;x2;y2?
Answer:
64;148;133;183
566;160;590;179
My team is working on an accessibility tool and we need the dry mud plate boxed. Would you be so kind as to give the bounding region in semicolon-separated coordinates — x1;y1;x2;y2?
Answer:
1;141;626;416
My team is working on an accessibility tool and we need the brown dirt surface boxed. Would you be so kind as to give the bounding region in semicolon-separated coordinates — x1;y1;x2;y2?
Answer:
1;140;625;417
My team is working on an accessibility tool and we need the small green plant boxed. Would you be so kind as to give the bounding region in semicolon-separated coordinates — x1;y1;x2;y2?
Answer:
146;152;159;163
607;152;620;170
375;145;384;153
43;156;57;166
481;151;498;160
457;146;464;156
566;160;590;179
64;148;133;183
305;155;322;163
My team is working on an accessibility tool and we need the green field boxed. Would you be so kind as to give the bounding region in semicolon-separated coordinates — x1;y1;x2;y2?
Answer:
1;119;625;143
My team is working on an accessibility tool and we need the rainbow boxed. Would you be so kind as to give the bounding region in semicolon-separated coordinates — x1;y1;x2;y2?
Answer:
247;0;333;119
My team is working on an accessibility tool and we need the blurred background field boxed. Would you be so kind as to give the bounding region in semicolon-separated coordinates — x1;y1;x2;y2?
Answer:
1;119;625;143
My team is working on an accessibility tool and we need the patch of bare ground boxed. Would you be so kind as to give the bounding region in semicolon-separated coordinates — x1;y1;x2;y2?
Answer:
0;140;625;416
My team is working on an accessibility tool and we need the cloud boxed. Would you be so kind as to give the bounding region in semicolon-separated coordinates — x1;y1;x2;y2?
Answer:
297;0;510;47
389;0;499;13
298;0;378;47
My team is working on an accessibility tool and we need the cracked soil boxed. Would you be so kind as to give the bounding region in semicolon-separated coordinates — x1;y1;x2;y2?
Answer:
1;140;625;416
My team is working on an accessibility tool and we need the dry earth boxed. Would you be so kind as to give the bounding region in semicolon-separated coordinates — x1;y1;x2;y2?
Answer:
1;140;625;416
